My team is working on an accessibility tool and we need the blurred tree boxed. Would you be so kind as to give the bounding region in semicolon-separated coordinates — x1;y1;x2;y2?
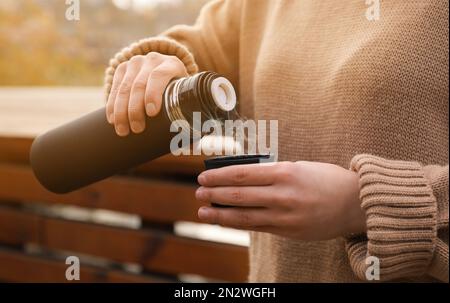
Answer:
0;0;209;86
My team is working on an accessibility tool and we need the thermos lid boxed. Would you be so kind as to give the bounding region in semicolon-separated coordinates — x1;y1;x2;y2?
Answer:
210;77;237;112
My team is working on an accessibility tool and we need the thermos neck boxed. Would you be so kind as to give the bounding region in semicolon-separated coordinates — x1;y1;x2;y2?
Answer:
164;71;237;128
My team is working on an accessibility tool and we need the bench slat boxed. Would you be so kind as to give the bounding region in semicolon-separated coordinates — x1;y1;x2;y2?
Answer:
0;247;169;283
0;206;248;282
0;163;205;223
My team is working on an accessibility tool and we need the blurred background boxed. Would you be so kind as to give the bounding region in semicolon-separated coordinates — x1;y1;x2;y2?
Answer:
0;0;249;283
0;0;209;86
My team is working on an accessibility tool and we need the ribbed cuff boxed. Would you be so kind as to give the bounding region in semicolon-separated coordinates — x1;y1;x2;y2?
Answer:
103;37;199;99
346;154;437;281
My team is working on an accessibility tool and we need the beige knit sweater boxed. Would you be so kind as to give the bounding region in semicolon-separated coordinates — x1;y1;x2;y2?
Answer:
104;0;449;282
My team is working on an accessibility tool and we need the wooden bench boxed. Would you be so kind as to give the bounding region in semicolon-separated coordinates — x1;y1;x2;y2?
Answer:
0;88;249;282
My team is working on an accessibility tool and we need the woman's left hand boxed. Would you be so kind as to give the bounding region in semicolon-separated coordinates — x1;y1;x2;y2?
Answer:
196;161;366;240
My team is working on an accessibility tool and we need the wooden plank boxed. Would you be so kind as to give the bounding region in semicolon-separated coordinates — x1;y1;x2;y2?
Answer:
0;248;168;283
0;136;205;177
0;137;31;165
0;87;104;138
0;163;205;223
0;206;40;245
0;207;249;282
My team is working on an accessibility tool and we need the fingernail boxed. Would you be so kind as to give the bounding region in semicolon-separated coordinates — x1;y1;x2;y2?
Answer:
146;103;157;116
108;114;114;124
196;187;206;200
116;124;129;137
131;121;144;133
198;174;206;185
198;207;210;220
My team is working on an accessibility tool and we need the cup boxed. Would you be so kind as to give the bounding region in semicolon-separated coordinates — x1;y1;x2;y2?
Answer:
203;154;274;207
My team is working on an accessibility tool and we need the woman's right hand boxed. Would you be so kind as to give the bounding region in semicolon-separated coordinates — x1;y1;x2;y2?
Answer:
106;52;188;137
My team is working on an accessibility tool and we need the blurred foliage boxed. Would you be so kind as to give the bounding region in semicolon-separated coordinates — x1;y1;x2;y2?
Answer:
0;0;208;86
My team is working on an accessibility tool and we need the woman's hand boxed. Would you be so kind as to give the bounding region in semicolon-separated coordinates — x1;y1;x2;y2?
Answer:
106;52;188;136
195;161;366;240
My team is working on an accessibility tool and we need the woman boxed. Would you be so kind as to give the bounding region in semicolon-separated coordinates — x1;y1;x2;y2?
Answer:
103;0;448;282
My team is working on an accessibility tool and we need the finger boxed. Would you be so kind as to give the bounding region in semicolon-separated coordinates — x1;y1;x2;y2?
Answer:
106;63;127;124
114;56;144;136
197;206;274;229
145;56;188;117
198;163;278;187
128;63;154;134
196;186;276;207
128;53;165;133
250;226;279;234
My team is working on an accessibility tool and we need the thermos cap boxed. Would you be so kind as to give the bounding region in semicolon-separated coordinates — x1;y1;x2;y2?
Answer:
210;77;237;112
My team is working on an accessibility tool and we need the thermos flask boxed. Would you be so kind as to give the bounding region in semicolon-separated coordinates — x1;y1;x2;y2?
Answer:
30;71;237;194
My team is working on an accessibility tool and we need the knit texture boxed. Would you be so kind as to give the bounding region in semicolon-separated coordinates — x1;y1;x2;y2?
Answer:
346;155;438;281
104;0;449;282
103;37;199;100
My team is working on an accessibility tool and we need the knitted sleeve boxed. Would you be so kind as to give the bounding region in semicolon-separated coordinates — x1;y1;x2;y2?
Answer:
346;154;449;282
103;0;242;100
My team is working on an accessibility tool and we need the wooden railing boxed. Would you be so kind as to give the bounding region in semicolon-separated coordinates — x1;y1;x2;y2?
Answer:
0;88;248;282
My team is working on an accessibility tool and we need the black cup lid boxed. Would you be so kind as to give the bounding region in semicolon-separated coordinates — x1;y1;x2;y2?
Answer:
204;154;273;170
